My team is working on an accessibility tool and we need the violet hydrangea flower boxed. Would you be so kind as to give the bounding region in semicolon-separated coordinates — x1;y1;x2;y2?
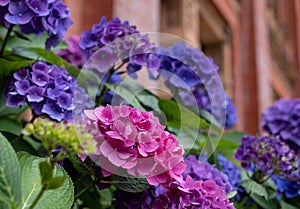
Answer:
81;105;186;186
234;135;300;183
261;98;300;151
1;0;73;49
3;62;93;121
183;155;232;194
79;16;160;77
158;43;237;129
153;176;235;209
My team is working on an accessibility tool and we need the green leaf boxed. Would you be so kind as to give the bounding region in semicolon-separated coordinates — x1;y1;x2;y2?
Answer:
226;190;237;199
11;46;78;77
117;78;160;110
0;58;34;81
105;83;146;111
0;132;21;208
47;176;66;190
159;99;210;130
221;131;247;145
39;161;53;184
0;117;22;136
241;179;268;200
0;103;28;118
98;186;116;208
111;175;150;193
279;200;299;209
17;152;74;209
250;194;279;209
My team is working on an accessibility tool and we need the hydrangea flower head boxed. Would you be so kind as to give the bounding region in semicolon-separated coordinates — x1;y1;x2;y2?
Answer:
261;98;300;151
153;176;235;209
81;105;186;185
234;135;300;183
22;118;97;158
183;155;232;194
0;0;72;49
3;62;93;121
158;43;237;129
79;16;160;77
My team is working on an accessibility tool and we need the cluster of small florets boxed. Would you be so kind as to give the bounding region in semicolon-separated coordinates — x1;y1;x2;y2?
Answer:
3;62;93;121
261;98;300;152
158;43;237;128
79;16;160;77
153;176;235;209
81;105;186;185
183;155;232;194
0;0;72;49
22;118;97;158
234;135;300;183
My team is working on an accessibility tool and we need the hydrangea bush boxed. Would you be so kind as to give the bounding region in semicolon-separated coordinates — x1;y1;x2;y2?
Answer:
0;1;299;209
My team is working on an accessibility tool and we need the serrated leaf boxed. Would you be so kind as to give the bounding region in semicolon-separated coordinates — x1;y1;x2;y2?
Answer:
0;132;21;208
241;179;268;200
111;175;150;193
17;152;74;209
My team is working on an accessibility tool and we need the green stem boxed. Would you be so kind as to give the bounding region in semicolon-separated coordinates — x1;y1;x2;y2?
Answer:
74;182;95;200
96;60;127;105
0;24;14;57
237;195;249;209
29;185;47;209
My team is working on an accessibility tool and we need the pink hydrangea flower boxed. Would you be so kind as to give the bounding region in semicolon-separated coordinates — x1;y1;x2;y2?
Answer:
81;105;186;185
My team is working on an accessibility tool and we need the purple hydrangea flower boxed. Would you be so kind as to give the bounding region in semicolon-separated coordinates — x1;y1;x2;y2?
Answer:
272;175;300;199
55;36;86;67
234;135;300;183
3;62;93;121
261;98;300;151
157;43;237;129
183;155;232;194
80;16;160;77
153;176;235;209
1;0;73;49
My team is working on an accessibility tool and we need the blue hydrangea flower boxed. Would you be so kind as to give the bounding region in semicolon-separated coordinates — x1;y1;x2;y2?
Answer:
1;0;72;49
218;155;246;201
158;43;237;129
272;175;300;199
261;98;300;152
3;62;93;121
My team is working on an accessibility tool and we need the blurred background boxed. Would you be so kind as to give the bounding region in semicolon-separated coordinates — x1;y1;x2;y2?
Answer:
63;0;300;134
